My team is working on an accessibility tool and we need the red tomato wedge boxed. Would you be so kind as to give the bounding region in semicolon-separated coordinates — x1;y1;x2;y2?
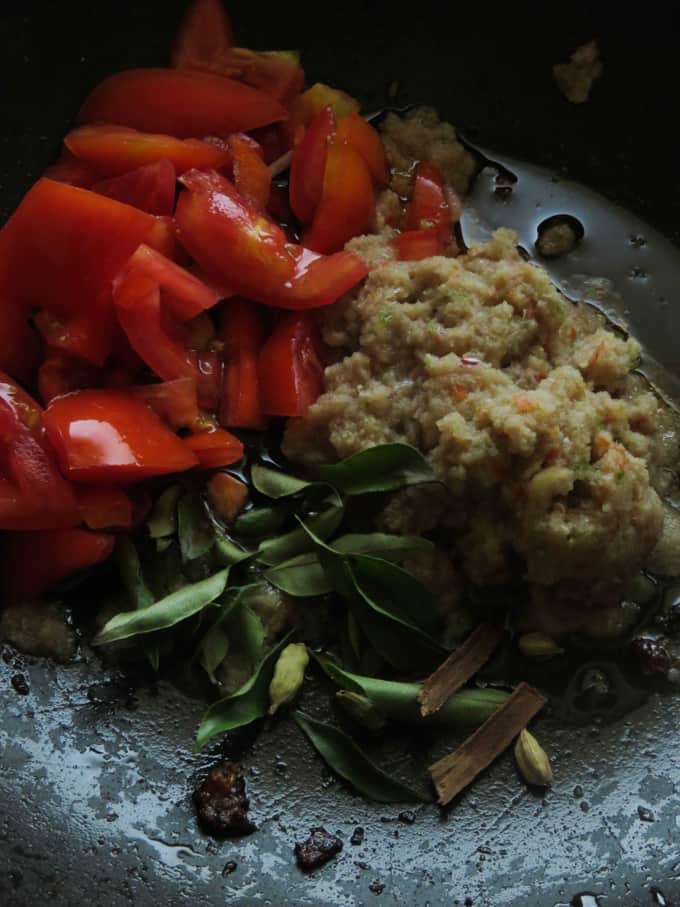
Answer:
3;529;115;604
258;313;325;417
0;179;154;364
43;390;199;485
184;426;244;469
303;144;375;254
176;169;368;309
228;133;271;209
114;270;196;382
77;68;287;139
0;372;81;531
185;48;304;107
289;105;336;224
34;306;115;369
393;229;444;261
125;244;220;321
219;299;266;430
44;149;98;188
404;161;453;242
0;300;42;387
191;348;222;412
171;0;235;69
130;378;199;429
335;113;389;186
176;169;296;298
146;216;185;262
66;125;228;176
76;486;134;529
91;159;177;216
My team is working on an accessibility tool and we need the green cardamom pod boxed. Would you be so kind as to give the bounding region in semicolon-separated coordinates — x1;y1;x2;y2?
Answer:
518;631;564;658
268;642;309;715
514;728;553;786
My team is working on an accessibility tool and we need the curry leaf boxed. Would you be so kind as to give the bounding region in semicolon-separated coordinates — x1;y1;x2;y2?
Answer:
214;536;254;567
257;495;344;566
94;568;230;645
233;505;288;538
250;464;316;499
147;485;181;539
294;712;428;803
194;630;293;751
178;492;215;562
317;656;509;727
264;552;331;597
333;532;434;560
116;537;154;611
317;443;435;495
199;623;230;684
350;554;440;635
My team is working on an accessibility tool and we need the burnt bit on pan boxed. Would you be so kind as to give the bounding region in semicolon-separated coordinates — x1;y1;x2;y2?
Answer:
193;760;255;837
294;827;343;872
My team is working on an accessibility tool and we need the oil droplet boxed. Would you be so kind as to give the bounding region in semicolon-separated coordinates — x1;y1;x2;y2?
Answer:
638;806;655;822
650;887;667;905
573;785;584;798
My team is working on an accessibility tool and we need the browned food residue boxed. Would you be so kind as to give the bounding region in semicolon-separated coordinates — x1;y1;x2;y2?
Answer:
193;760;255;837
294;827;343;871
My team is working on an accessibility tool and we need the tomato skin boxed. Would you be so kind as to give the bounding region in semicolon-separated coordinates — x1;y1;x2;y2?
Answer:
303;144;375;254
126;244;220;321
2;528;115;604
129;378;199;430
0;179;154;365
404;161;453;242
393;229;444;261
175;170;296;299
90;159;177;216
279;247;369;310
0;372;81;531
114;270;196;382
184;48;304;106
44;149;98;188
335;112;389;186
289;105;336;224
184;426;244;469
77;68;287;139
219;299;266;430
171;0;235;69
43;390;199;485
76;486;133;529
258;313;325;417
228;134;271;209
38;353;103;405
192;348;222;412
66;125;228;177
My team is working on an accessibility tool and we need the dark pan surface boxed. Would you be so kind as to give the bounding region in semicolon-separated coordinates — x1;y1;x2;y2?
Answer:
1;5;679;905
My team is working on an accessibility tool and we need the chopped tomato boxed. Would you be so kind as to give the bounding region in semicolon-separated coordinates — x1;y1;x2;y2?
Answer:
38;353;102;405
182;48;304;106
0;300;42;387
303;144;375;254
176;169;367;309
207;472;248;523
91;159;177;216
114;270;196;382
404;161;453;242
175;169;296;298
335;113;389;186
290;83;360;126
171;0;235;69
258;313;324;417
2;528;115;603
43;390;199;485
393;229;444;261
0;372;80;530
76;486;134;529
66;125;228;176
77;68;287;139
0;179;154;365
130;378;199;430
184;426;244;469
125;244;220;321
44;149;97;188
146;216;181;260
289;105;336;224
228;133;271;209
219;299;266;430
191;348;222;412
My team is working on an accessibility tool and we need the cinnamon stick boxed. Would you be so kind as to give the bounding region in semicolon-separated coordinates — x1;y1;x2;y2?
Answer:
429;681;546;806
418;622;504;717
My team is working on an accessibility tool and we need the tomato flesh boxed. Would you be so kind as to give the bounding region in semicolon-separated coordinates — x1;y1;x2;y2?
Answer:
171;0;235;69
184;426;244;469
91;159;177;216
258;313;325;417
289;105;336;224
